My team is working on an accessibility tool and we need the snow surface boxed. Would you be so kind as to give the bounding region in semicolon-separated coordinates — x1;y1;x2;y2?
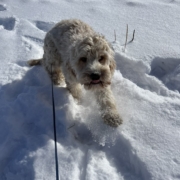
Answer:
0;0;180;180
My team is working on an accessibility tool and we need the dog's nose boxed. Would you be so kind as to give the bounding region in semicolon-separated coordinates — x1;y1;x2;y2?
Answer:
90;73;100;80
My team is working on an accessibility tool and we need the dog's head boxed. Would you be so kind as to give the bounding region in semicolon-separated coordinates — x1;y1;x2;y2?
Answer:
70;35;116;90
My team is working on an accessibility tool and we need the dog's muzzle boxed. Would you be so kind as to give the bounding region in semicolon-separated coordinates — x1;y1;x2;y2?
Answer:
90;73;101;84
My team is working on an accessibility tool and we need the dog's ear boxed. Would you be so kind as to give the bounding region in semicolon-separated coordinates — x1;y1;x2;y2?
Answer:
109;58;116;75
66;61;76;78
108;46;116;75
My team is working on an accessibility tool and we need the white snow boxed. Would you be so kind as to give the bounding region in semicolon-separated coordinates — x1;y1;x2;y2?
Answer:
0;0;180;180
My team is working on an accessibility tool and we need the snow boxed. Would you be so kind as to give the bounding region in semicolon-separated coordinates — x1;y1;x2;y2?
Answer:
0;0;180;180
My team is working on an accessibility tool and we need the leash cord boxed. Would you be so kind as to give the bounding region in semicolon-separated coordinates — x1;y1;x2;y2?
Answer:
51;65;60;180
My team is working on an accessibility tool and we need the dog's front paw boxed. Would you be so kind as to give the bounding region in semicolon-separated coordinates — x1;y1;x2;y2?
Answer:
102;111;123;127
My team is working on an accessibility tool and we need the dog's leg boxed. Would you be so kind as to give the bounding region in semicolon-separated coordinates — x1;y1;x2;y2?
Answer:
46;65;64;85
43;35;64;85
95;87;123;127
66;81;82;101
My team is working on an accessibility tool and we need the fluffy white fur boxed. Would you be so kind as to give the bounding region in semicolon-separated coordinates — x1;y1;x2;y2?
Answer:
28;19;122;127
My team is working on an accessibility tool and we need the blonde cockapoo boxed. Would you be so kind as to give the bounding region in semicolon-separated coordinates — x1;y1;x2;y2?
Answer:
28;19;122;127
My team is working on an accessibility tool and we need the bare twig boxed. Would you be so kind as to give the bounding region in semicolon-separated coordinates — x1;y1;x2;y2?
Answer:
114;29;116;42
129;29;135;43
67;123;76;130
124;24;128;52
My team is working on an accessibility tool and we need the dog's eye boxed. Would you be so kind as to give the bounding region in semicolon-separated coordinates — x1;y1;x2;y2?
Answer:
99;56;105;63
79;57;87;63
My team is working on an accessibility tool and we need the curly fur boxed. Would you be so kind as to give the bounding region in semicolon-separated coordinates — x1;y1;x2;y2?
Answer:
28;19;122;127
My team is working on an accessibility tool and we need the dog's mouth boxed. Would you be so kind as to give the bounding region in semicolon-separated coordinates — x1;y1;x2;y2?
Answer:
84;80;111;89
90;80;101;85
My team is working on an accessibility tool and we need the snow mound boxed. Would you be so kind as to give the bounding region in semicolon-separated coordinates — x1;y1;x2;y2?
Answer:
150;57;180;92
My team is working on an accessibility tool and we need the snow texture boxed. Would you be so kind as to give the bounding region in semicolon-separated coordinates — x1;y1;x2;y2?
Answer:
0;0;180;180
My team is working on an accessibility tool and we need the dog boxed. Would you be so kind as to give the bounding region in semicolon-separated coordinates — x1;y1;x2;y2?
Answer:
28;19;122;127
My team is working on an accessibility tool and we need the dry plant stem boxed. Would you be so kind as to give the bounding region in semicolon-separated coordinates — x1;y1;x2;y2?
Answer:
114;29;116;42
67;123;76;130
124;24;128;52
129;29;135;43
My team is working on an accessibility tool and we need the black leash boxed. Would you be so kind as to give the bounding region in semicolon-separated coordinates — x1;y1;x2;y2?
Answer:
51;65;60;180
